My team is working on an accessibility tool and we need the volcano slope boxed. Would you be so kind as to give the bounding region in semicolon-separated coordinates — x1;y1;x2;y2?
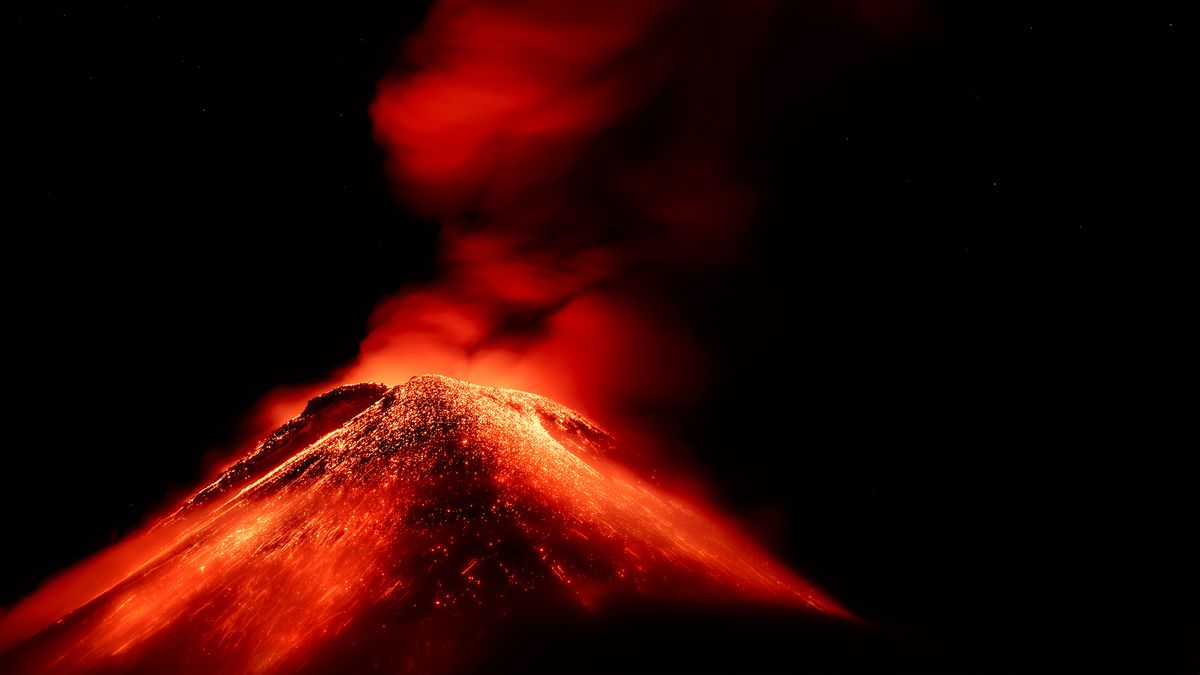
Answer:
4;375;855;674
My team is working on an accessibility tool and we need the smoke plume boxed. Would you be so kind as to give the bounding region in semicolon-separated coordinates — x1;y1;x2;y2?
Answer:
294;0;777;440
0;0;929;654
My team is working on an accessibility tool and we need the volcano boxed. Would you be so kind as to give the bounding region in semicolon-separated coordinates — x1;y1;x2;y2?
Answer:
3;375;848;674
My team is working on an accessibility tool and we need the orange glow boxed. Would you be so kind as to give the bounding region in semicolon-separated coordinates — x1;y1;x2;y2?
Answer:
0;0;939;670
0;516;203;655
3;377;847;673
336;0;776;430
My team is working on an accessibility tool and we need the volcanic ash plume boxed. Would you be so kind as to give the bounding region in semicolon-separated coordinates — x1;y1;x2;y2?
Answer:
0;0;936;670
2;376;844;674
309;0;777;434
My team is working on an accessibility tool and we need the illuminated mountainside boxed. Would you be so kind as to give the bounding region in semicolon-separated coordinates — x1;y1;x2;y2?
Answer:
4;375;843;674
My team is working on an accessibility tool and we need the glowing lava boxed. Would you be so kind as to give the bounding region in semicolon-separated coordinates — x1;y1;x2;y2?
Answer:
2;376;845;674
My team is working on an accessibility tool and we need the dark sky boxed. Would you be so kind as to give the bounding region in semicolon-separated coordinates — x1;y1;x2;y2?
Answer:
4;1;1195;672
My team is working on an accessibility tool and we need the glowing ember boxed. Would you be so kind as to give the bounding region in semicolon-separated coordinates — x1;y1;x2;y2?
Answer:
2;376;845;673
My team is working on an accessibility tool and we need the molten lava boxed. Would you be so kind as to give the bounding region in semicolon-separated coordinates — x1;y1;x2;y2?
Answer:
2;376;844;674
0;2;939;670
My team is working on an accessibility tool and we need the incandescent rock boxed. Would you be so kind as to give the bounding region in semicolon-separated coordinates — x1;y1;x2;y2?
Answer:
3;375;842;674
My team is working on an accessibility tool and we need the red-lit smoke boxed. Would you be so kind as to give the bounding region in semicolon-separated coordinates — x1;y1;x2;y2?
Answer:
317;0;928;435
262;0;779;438
1;0;930;663
223;0;933;457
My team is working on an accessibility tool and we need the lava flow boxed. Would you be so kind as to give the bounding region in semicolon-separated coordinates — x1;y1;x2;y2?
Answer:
1;376;845;673
0;1;934;670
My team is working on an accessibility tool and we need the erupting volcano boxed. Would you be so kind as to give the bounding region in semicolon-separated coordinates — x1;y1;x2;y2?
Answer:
0;1;945;671
2;376;844;673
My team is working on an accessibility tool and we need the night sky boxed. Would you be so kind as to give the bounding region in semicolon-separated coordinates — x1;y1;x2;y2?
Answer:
5;2;1195;672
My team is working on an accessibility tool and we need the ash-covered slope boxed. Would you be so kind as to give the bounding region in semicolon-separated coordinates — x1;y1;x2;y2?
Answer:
4;375;844;674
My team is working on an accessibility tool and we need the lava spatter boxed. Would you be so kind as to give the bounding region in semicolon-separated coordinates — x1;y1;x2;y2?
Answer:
3;376;845;673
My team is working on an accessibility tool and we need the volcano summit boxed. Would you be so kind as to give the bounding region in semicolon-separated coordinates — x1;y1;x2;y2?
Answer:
2;376;844;673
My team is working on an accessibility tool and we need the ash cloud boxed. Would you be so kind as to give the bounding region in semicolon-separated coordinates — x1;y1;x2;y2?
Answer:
345;0;777;436
344;0;927;440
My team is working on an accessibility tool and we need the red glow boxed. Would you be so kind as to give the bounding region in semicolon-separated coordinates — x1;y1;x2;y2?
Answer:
236;0;931;441
1;0;932;670
3;378;846;673
340;0;775;430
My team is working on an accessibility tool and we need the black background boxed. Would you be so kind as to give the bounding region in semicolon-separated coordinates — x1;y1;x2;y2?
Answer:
4;1;1195;672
